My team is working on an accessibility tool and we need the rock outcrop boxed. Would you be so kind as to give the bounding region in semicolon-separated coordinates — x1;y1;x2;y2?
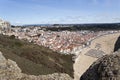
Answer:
0;19;11;32
0;52;73;80
114;36;120;52
80;50;120;80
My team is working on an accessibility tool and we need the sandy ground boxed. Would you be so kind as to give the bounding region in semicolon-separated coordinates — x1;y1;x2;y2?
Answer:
74;33;120;80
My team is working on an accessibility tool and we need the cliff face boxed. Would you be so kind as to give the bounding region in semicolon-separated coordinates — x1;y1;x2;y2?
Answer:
0;51;73;80
80;50;120;80
114;36;120;52
0;51;22;80
0;19;11;32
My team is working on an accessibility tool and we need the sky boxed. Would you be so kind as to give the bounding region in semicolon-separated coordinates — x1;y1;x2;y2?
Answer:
0;0;120;25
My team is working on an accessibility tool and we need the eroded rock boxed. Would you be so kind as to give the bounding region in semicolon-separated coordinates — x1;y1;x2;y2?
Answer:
80;50;120;80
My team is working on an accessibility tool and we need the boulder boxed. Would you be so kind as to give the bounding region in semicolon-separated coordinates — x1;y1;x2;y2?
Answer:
80;50;120;80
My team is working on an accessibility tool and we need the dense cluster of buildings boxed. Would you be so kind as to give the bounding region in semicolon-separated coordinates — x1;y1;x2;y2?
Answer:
1;18;120;55
36;31;96;54
5;27;97;54
7;27;120;55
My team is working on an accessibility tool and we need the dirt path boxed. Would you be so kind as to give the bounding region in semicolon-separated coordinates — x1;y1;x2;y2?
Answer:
74;33;120;80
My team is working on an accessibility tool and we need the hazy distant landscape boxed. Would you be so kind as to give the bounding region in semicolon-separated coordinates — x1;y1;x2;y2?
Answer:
13;23;120;31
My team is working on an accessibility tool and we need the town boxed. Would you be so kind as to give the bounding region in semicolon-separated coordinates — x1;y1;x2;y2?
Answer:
1;19;120;55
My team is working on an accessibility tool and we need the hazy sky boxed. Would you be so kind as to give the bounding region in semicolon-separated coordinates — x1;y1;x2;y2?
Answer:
0;0;120;25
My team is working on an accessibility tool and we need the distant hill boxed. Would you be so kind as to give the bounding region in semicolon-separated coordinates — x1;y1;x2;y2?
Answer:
13;23;120;31
0;34;73;77
45;23;120;31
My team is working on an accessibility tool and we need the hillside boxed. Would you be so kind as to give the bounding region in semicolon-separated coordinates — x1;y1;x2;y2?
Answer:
0;34;73;78
0;51;73;80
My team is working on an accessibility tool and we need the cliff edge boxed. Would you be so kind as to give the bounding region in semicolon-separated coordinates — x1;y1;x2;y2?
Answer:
80;50;120;80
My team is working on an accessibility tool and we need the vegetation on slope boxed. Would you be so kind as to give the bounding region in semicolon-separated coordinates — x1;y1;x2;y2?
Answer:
0;34;73;77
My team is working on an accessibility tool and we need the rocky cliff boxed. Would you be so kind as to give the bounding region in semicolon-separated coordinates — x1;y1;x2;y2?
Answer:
0;18;11;32
0;51;72;80
80;50;120;80
114;36;120;52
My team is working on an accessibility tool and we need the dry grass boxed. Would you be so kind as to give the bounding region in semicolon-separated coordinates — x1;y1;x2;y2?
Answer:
0;34;73;77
